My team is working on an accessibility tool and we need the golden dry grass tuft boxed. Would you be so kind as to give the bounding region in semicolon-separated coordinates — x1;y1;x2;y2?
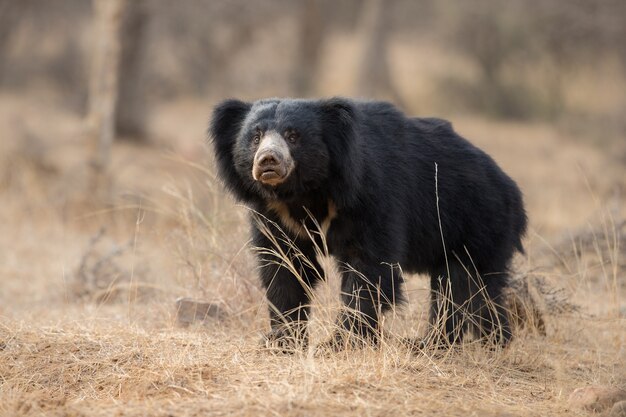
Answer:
0;93;625;416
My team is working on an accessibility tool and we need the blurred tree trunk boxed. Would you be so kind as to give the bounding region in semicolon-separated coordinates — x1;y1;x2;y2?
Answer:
87;0;125;174
292;0;324;96
116;0;150;139
357;0;405;108
0;0;25;85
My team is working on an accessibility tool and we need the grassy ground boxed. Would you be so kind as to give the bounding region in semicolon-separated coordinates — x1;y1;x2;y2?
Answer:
0;92;624;416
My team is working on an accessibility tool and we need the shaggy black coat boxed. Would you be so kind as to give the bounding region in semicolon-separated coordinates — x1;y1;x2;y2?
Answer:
210;97;527;350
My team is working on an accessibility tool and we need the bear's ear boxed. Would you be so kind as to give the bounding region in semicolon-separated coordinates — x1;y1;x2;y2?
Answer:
209;99;251;146
209;99;257;202
321;98;363;209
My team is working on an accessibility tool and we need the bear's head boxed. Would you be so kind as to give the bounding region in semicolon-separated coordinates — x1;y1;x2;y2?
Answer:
210;98;363;208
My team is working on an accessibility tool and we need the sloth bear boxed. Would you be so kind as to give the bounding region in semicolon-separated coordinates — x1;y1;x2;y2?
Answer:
210;97;527;351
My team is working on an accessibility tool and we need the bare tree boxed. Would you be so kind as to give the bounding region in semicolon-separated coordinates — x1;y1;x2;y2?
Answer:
86;0;125;174
292;0;324;96
0;0;27;85
115;0;150;139
357;0;405;107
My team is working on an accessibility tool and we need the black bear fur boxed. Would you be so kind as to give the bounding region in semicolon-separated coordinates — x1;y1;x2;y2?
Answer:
209;97;527;351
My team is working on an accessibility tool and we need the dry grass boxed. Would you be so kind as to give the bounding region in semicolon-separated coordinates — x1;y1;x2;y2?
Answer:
0;92;625;417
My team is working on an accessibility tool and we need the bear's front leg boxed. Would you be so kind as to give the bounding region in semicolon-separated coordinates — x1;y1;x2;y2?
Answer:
322;261;404;352
253;227;323;353
262;267;310;351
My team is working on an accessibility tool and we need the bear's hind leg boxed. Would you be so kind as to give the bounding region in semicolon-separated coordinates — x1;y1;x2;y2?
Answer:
425;262;512;349
471;272;512;347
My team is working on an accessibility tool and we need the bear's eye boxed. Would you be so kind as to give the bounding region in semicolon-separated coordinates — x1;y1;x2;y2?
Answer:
252;133;261;145
287;132;298;144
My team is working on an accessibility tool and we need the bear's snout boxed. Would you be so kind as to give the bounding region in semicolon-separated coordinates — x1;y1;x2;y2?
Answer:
256;151;282;169
252;131;295;186
254;150;286;183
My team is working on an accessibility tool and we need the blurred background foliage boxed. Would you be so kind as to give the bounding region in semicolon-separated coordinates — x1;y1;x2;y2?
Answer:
0;0;624;150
